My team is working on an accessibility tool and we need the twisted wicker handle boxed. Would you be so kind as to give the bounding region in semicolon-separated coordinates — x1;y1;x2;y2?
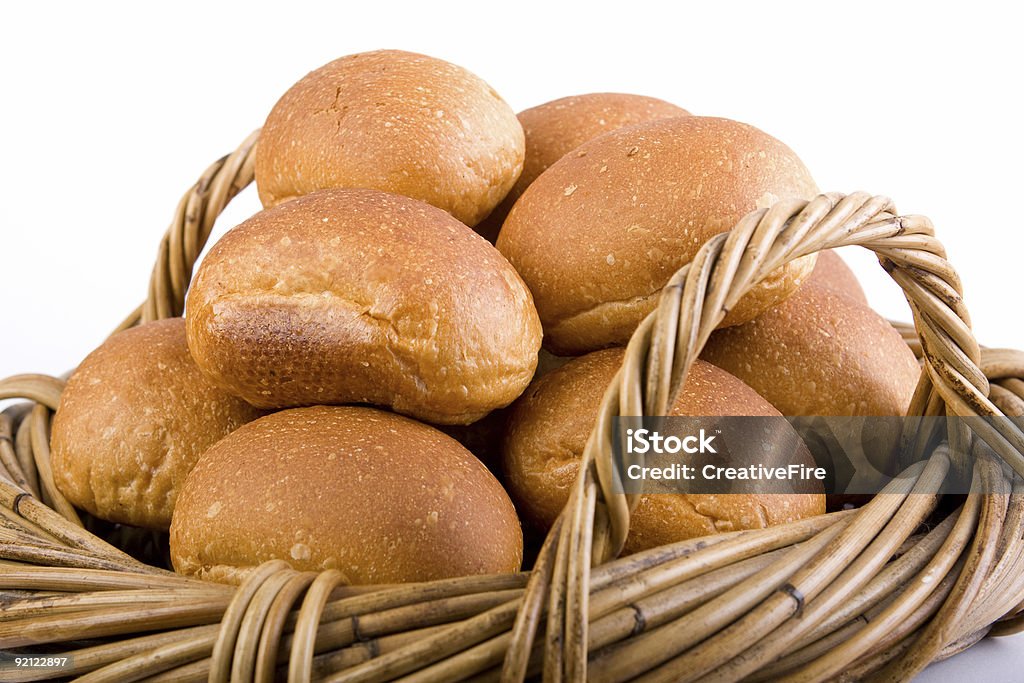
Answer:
502;192;1024;682
114;130;260;332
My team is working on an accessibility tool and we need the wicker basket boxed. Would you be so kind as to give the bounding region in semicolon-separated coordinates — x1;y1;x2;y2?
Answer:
2;130;1024;683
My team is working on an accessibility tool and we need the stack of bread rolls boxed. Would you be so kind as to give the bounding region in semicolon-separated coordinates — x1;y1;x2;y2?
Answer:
50;48;918;584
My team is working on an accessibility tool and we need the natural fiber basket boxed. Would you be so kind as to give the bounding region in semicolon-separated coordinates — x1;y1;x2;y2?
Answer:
2;130;1024;683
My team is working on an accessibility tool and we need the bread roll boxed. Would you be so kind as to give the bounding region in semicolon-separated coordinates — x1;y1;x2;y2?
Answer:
806;249;867;304
502;348;824;552
497;116;820;354
478;93;689;241
51;319;262;530
701;285;919;416
170;406;523;584
255;49;524;227
185;188;542;424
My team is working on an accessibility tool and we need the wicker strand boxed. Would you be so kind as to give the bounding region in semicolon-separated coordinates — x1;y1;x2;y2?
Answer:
210;560;292;682
139;130;258;324
680;449;950;682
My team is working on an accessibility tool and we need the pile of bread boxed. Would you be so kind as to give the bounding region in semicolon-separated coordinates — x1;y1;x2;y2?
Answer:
50;50;920;585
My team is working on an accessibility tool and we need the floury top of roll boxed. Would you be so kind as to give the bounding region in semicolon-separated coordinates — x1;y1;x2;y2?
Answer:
170;406;523;584
496;115;820;355
255;49;525;228
476;92;691;241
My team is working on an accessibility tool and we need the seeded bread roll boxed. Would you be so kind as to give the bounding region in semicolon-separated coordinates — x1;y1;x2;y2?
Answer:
255;49;525;227
185;188;542;424
701;285;919;417
497;116;820;354
51;319;262;530
170;406;523;584
806;249;868;304
478;93;689;241
502;348;824;552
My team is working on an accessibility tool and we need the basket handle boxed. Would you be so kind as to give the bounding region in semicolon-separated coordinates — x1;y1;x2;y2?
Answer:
507;192;1024;682
114;130;260;332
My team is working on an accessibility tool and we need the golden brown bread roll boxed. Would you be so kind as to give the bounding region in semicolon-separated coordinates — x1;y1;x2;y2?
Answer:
496;116;820;355
502;348;824;552
51;319;262;530
477;93;689;241
255;49;524;227
169;406;523;584
185;188;542;424
806;249;868;304
701;285;920;416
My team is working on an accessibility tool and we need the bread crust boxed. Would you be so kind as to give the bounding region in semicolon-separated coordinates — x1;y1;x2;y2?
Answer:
496;116;820;354
701;285;920;416
478;93;688;240
502;348;824;552
169;406;523;584
255;49;525;227
185;188;542;424
51;319;262;530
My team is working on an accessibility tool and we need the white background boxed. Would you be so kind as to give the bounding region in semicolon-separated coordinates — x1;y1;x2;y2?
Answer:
1;2;1022;679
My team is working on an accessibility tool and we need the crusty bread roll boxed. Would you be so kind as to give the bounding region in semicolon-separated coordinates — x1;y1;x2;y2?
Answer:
255;49;525;227
185;188;542;424
478;93;689;241
51;319;262;530
170;406;523;584
806;249;867;304
701;285;920;416
502;348;824;552
496;116;820;354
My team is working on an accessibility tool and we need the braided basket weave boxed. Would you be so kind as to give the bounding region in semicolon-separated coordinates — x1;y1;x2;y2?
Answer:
2;131;1024;683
